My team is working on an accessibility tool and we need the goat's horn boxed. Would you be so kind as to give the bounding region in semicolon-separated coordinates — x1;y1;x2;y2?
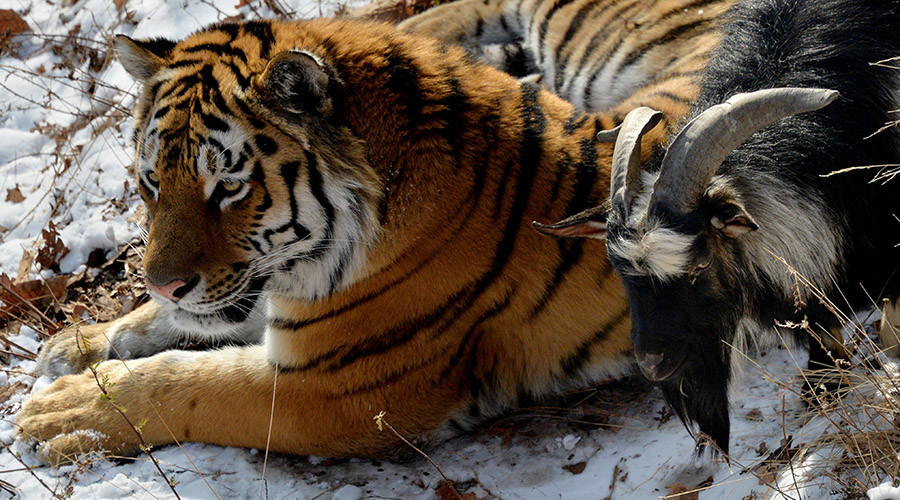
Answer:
609;107;663;218
648;88;839;217
596;124;621;143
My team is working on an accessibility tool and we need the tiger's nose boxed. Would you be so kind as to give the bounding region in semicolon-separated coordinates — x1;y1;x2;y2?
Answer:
146;277;196;301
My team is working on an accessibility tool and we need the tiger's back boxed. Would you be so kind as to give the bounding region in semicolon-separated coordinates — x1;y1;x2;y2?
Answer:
401;0;733;113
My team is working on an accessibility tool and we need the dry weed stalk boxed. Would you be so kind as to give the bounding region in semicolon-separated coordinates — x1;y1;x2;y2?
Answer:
373;411;465;500
75;329;183;500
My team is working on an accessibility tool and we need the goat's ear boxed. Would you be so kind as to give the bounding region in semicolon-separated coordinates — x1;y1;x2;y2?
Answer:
532;205;607;240
709;200;758;238
257;50;340;118
114;35;175;83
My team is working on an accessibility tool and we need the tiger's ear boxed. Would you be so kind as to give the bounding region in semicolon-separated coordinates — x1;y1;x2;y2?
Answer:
532;205;607;240
257;50;341;119
113;35;175;83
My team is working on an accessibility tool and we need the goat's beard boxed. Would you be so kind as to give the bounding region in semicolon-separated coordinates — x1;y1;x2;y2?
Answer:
658;334;733;455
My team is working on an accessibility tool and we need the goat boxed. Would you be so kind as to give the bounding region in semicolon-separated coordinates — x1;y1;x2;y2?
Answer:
535;0;900;453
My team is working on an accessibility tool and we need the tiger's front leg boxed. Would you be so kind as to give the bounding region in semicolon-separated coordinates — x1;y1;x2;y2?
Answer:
36;300;265;379
18;345;455;465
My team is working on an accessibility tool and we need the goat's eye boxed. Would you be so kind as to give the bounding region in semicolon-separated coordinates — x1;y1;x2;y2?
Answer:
147;170;159;185
220;179;243;195
695;259;711;271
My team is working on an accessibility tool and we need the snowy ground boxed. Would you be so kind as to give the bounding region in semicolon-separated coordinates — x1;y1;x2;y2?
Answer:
0;0;897;498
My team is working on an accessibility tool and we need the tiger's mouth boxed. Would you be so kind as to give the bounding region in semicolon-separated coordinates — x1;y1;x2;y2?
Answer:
163;276;268;336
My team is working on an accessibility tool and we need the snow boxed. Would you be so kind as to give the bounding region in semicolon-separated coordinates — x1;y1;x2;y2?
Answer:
869;480;900;500
0;0;897;498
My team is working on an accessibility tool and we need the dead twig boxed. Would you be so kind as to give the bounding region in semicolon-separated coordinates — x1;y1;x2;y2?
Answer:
373;411;463;500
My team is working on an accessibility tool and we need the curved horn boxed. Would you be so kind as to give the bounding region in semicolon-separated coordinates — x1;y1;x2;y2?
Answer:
531;108;662;240
648;87;839;216
608;107;663;218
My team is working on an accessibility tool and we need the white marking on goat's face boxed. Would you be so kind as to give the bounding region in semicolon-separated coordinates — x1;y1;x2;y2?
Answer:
607;223;695;281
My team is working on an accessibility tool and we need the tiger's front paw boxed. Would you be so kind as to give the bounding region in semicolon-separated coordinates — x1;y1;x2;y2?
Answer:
35;322;113;380
16;363;142;466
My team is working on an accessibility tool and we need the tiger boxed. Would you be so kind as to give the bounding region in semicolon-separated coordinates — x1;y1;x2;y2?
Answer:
399;0;734;113
17;7;727;464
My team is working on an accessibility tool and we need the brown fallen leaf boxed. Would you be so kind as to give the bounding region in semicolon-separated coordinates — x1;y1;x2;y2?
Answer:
436;480;481;500
0;273;67;334
16;249;33;283
563;461;587;475
36;221;70;272
0;10;29;34
665;477;712;500
745;408;763;421
5;187;24;203
666;482;698;500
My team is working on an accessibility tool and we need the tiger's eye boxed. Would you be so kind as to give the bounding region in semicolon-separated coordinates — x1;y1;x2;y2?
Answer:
221;179;242;194
147;170;159;184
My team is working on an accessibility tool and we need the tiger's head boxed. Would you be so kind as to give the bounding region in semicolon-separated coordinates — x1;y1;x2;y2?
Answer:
114;22;382;336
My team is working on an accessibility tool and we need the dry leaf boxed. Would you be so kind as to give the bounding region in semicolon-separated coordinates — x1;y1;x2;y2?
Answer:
0;10;29;34
0;273;68;334
563;462;587;475
16;249;33;283
745;408;763;421
36;221;70;272
5;187;24;203
665;482;699;500
436;480;481;500
113;0;126;12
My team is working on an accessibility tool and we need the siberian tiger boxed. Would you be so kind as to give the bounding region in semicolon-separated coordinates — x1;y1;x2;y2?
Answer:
19;7;725;464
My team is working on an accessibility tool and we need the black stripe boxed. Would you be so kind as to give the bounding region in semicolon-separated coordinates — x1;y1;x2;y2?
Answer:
212;22;239;40
492;159;515;220
303;151;335;259
560;307;630;377
169;59;204;69
323;345;450;398
255;134;278;155
549;153;572;203
242;21;274;59
226;61;251;90
539;0;582;48
386;46;422;129
266;161;311;242
619;19;712;70
641;89;694;105
183;43;248;64
441;289;514;379
233;97;266;129
563;111;588;135
152;106;170;121
202;113;229;132
290;283;478;372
